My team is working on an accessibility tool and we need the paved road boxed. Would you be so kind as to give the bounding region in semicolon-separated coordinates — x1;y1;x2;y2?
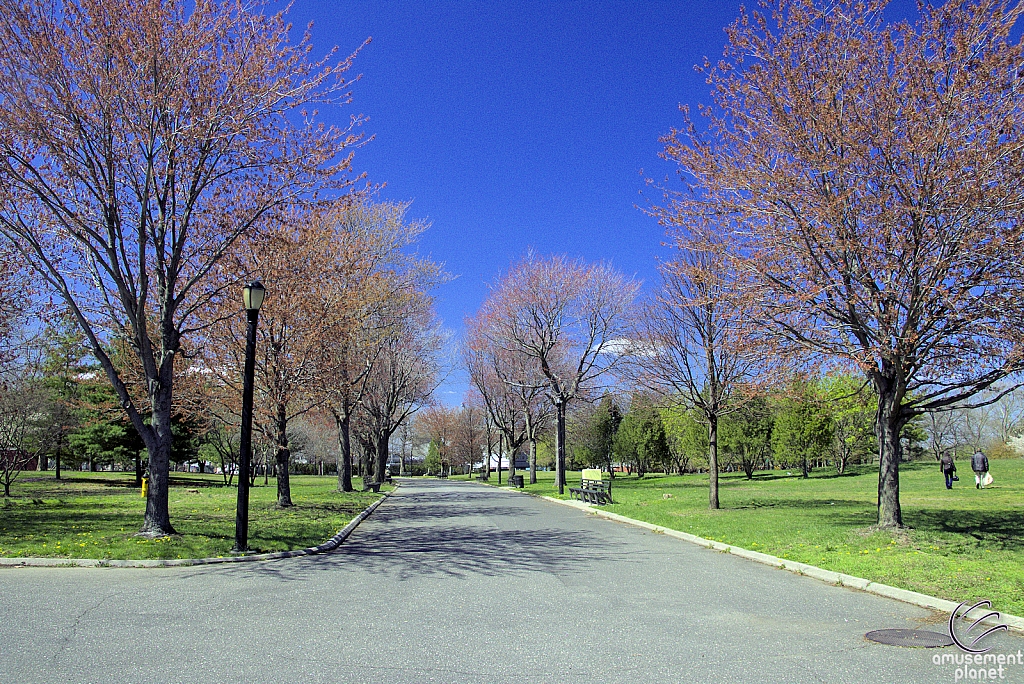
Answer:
1;479;1021;683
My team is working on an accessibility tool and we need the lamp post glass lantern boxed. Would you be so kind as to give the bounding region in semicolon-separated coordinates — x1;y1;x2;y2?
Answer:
233;280;265;553
243;280;266;311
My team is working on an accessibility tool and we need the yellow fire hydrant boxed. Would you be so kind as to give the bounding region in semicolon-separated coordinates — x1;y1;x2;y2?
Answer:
141;477;149;498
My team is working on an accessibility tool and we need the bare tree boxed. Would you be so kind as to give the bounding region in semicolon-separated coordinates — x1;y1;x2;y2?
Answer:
630;227;765;508
464;343;527;482
923;410;964;462
481;253;637;493
990;388;1024;444
0;375;50;497
465;312;553;485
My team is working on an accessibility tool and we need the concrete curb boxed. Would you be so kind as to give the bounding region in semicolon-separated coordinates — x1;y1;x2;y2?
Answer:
0;486;395;569
533;494;1024;635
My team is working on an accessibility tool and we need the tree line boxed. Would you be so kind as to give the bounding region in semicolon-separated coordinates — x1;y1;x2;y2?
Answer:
4;0;1024;539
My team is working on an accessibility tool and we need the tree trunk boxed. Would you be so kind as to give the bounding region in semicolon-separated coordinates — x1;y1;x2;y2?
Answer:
140;385;176;537
134;452;143;487
555;399;566;494
529;438;537;484
275;404;293;507
508;438;517;482
54;448;61;480
801;455;808;479
876;389;905;528
375;433;389;484
497;432;502;485
334;411;354;492
836;451;848;475
708;414;719;510
276;446;292;506
484;422;492;480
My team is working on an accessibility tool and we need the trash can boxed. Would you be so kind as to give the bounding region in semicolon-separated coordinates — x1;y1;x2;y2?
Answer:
510;475;524;489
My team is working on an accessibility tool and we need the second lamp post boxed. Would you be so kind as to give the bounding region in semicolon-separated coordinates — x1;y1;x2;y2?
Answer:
233;280;265;554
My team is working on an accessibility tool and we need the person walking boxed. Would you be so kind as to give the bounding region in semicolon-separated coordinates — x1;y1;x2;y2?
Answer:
971;449;990;489
940;451;957;490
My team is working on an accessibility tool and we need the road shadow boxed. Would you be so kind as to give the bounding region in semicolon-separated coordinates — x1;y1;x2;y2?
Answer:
366;488;539;524
336;523;617;580
365;501;538;524
217;484;622;582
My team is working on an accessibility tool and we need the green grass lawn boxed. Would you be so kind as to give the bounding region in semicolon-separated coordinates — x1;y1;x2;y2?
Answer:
470;461;1024;616
0;472;388;561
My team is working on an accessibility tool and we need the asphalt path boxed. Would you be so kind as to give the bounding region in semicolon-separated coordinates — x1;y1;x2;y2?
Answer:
1;478;1021;683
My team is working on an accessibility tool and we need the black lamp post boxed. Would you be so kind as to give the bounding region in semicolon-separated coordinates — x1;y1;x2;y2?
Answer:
233;280;265;554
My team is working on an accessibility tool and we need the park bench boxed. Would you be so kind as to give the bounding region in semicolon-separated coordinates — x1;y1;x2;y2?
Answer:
569;468;612;505
362;476;381;493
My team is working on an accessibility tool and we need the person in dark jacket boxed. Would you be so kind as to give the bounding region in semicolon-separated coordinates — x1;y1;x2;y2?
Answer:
940;451;957;489
971;450;990;489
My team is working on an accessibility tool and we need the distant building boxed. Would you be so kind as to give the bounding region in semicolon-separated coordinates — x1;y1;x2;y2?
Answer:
0;450;36;471
486;452;529;470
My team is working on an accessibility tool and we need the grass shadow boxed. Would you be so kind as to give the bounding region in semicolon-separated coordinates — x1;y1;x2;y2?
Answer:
908;508;1024;551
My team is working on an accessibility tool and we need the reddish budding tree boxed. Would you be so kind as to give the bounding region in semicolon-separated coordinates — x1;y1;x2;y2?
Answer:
464;342;527;482
0;0;363;535
418;405;458;477
0;241;34;370
311;199;438;492
660;0;1024;527
481;253;638;494
358;302;447;483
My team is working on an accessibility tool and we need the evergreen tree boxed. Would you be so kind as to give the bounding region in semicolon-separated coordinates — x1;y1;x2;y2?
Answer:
719;396;773;479
571;394;622;475
39;310;90;478
614;399;670;478
425;440;441;475
662;406;709;474
771;379;833;478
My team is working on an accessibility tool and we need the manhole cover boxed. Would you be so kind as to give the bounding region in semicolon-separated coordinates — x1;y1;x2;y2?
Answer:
865;629;954;648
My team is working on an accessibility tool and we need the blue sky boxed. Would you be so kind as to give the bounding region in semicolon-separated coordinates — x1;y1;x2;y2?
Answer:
284;0;920;404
